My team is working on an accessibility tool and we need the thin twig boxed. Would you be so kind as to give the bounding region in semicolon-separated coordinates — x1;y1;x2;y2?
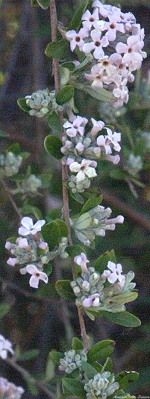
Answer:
1;179;22;219
5;358;55;399
102;189;150;231
49;0;89;350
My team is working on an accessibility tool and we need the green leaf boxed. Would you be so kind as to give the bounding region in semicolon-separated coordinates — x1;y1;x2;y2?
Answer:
16;349;39;361
17;98;30;113
45;358;55;381
87;340;115;363
83;86;113;102
102;311;141;328
0;303;11;319
45;39;69;59
36;0;50;9
44;135;62;159
49;349;62;365
66;244;85;258
56;85;74;105
62;377;85;397
69;0;89;29
109;291;138;305
42;219;68;250
81;361;97;379
55;280;75;300
80;196;102;215
72;337;83;350
47;111;62;132
118;371;139;390
75;83;113;102
94;250;116;273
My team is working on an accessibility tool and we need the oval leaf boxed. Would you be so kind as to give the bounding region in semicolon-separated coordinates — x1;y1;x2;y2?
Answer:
47;111;62;132
62;377;85;397
56;85;74;105
102;311;141;328
88;340;115;363
69;0;89;29
44;135;62;159
45;39;69;59
17;98;30;113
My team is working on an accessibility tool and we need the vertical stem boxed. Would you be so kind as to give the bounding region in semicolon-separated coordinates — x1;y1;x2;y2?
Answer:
49;0;89;350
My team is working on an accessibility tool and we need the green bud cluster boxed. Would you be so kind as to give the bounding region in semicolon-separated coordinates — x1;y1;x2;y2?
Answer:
84;371;119;399
0;152;22;178
25;88;62;118
59;349;87;374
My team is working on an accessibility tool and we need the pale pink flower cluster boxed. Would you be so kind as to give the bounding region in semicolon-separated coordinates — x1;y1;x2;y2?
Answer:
0;334;14;360
5;217;49;289
71;253;136;311
0;377;24;399
65;1;146;107
62;115;121;193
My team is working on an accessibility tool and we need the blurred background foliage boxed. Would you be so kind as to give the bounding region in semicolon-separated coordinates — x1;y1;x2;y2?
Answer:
0;0;150;398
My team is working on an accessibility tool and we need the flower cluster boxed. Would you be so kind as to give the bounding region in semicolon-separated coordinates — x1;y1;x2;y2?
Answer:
71;253;136;312
59;349;87;374
25;88;62;118
72;205;124;246
0;152;22;178
84;371;119;399
65;1;146;107
0;377;24;399
5;217;49;288
18;174;42;194
5;217;68;288
62;115;121;193
0;335;14;360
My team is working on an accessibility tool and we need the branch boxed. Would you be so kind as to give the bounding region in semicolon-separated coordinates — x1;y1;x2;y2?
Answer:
49;0;89;350
102;189;150;231
5;358;55;399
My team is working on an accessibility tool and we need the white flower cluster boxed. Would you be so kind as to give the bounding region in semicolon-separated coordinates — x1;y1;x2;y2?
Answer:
62;115;121;193
72;205;124;246
0;152;22;178
71;253;136;311
19;174;42;194
0;377;24;399
5;217;68;288
84;371;119;399
0;335;14;360
65;1;146;107
125;153;143;176
25;88;62;117
5;217;49;288
59;349;87;374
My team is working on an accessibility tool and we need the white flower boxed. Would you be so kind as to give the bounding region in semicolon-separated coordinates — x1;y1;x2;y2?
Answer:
82;8;99;30
0;335;14;359
74;252;89;272
0;377;24;399
102;261;125;288
116;35;146;71
90;118;105;136
82;29;109;60
7;257;17;267
63;115;88;137
22;264;48;288
69;159;97;182
65;28;88;52
18;217;45;236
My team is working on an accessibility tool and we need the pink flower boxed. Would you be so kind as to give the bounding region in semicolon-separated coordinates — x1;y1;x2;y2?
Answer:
21;264;48;288
82;8;99;30
74;252;89;272
7;257;17;267
102;261;125;288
